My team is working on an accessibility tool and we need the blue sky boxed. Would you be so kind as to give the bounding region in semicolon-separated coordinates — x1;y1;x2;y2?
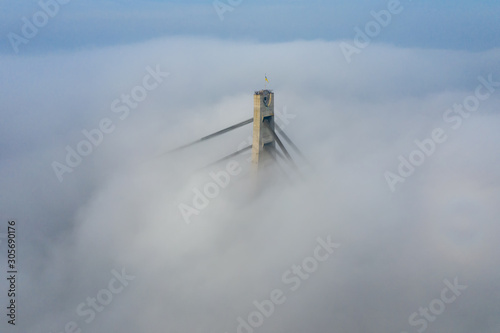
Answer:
1;0;499;54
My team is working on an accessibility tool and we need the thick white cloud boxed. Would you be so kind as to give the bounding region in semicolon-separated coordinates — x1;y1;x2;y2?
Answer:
0;38;499;333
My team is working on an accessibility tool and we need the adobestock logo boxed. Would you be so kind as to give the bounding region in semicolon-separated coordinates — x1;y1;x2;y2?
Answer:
400;277;467;333
224;235;340;333
51;65;169;183
385;73;500;192
213;0;243;21
7;0;73;54
47;268;135;333
178;160;243;224
385;128;448;192
340;0;404;64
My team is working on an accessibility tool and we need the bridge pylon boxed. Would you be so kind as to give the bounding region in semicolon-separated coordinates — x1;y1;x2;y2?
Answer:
251;89;275;172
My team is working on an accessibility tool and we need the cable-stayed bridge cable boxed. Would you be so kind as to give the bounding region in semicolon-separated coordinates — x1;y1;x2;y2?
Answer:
275;125;310;165
196;145;252;171
264;122;300;173
163;118;253;155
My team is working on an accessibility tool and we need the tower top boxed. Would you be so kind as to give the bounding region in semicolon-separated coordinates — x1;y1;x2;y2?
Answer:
254;89;273;95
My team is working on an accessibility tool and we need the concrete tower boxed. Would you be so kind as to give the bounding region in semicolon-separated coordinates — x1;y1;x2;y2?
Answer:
252;89;275;171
